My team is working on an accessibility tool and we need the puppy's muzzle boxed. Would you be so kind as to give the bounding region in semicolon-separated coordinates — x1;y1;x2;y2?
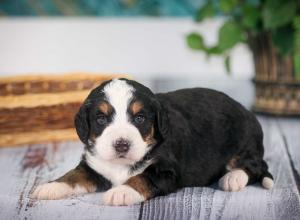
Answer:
114;138;130;155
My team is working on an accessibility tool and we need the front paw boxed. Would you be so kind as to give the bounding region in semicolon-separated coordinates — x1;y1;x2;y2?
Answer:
30;182;74;200
103;185;145;206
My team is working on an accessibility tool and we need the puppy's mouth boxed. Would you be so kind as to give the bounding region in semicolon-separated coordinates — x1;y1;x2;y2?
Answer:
102;150;135;164
110;156;135;165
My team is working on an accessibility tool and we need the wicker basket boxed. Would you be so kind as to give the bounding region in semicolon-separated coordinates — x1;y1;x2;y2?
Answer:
0;73;128;147
250;32;300;115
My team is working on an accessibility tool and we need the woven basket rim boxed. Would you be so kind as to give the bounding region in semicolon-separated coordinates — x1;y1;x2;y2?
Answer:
253;78;300;86
252;107;300;117
0;73;130;83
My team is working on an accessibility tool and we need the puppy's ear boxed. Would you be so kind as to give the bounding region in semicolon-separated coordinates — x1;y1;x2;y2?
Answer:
153;98;169;139
74;100;91;145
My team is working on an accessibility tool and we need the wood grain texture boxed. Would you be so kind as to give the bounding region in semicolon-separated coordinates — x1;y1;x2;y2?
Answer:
139;117;300;220
0;141;140;220
0;117;299;220
277;118;300;191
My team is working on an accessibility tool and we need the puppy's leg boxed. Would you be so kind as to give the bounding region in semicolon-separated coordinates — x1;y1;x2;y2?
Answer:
31;161;109;200
103;174;154;206
219;154;274;191
103;163;178;206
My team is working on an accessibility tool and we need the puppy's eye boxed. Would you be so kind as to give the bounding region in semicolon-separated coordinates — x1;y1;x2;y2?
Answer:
97;115;107;125
134;114;145;124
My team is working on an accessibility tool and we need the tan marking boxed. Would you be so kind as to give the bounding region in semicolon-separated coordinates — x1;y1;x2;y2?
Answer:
90;133;96;142
143;126;156;146
99;102;112;115
130;101;143;115
32;165;98;200
125;174;152;199
55;167;97;193
226;155;240;171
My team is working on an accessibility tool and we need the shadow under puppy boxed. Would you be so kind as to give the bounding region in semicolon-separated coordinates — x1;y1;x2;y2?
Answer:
32;78;274;206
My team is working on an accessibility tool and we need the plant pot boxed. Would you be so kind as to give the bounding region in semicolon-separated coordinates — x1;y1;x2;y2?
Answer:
250;32;300;116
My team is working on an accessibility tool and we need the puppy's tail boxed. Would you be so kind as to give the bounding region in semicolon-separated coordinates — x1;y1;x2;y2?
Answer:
261;171;274;190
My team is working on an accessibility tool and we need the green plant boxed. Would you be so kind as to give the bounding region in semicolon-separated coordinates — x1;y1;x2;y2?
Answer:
186;0;300;78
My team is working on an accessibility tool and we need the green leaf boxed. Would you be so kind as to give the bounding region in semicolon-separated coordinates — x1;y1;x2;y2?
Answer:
224;55;231;74
263;0;297;29
206;46;222;55
272;25;294;55
186;33;206;50
293;17;300;79
220;0;238;13
195;2;215;22
218;20;245;51
241;5;261;29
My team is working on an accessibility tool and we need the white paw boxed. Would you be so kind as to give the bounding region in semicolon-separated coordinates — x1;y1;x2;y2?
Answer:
103;185;145;206
218;169;249;192
31;182;76;200
262;177;274;189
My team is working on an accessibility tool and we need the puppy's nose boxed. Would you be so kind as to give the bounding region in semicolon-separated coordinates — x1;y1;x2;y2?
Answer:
114;138;130;153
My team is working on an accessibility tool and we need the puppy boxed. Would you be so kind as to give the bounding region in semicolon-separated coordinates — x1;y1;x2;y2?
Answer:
31;78;274;206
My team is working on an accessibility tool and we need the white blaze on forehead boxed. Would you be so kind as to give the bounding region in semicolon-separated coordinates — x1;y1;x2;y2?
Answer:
103;79;135;123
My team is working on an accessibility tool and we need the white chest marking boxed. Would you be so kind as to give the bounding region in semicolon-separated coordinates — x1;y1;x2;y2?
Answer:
85;152;150;186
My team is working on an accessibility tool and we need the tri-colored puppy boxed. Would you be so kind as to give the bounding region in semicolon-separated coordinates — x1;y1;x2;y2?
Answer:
32;78;274;206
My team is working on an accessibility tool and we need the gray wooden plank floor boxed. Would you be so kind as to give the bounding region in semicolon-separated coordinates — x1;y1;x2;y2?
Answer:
0;116;299;220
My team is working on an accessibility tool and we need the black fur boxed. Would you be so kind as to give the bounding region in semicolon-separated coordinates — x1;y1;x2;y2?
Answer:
74;79;273;199
140;88;273;197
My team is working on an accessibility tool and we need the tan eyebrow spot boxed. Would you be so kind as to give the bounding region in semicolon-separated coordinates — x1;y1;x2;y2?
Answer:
130;101;144;115
98;102;112;115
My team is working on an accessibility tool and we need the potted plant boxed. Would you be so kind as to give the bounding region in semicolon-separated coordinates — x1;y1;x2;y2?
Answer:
186;0;300;115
